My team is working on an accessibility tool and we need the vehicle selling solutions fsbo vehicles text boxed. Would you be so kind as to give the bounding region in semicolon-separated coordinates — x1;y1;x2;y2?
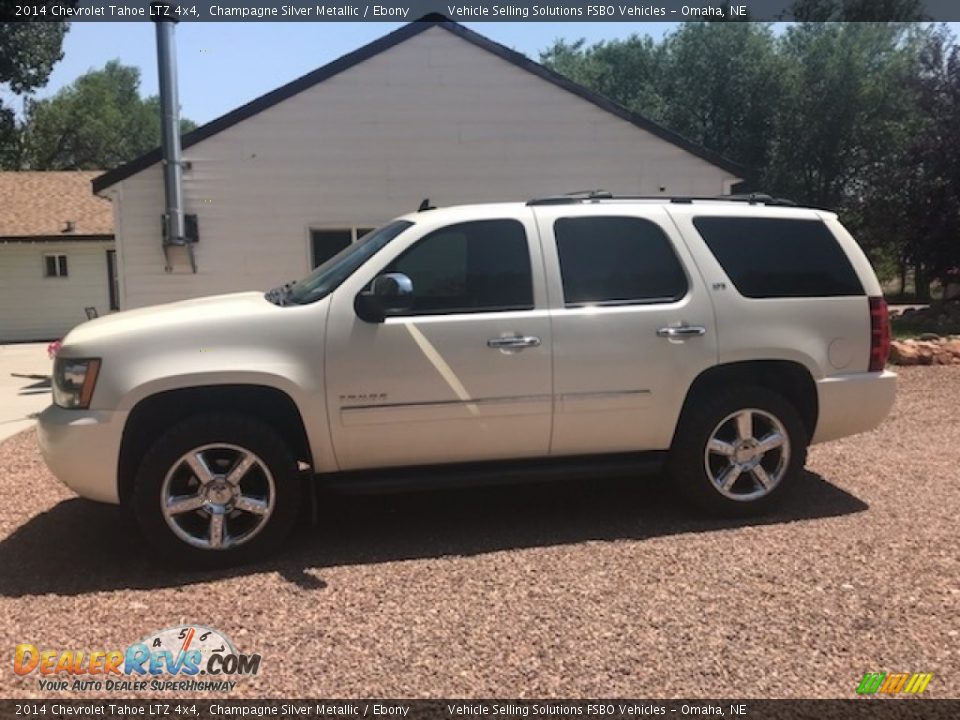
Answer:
447;4;744;17
447;4;669;17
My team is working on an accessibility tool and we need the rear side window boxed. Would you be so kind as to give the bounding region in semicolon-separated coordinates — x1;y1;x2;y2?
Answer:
693;217;863;298
554;216;688;306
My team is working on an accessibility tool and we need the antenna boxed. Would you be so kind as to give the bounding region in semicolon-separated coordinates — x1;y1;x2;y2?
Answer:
417;198;436;212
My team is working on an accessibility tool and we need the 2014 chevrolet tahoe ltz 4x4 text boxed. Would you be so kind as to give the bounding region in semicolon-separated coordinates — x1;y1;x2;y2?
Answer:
38;193;896;566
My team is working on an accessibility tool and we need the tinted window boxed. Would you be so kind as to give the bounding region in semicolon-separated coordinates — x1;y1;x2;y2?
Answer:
693;217;863;298
386;219;533;315
554;216;688;306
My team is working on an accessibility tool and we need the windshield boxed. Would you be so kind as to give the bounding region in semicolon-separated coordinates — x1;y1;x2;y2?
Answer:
278;220;414;306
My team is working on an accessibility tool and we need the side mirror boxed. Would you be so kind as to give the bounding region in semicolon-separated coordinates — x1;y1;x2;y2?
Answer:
355;272;414;323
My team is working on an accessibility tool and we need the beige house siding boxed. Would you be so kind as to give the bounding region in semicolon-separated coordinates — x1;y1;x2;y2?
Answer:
0;241;115;341
105;26;740;309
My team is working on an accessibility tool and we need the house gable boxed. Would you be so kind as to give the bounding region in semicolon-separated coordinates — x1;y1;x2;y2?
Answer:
93;16;743;194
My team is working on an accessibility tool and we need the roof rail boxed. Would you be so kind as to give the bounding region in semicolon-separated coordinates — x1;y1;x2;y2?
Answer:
526;189;613;205
526;191;797;207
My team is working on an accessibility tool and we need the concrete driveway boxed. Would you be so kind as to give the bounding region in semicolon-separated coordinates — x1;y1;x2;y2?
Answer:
0;343;52;442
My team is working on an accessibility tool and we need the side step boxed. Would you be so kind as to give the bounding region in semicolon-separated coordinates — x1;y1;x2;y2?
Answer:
315;451;668;495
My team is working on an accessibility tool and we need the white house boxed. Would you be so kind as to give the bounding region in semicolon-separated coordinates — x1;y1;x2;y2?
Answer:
0;172;116;341
93;18;744;310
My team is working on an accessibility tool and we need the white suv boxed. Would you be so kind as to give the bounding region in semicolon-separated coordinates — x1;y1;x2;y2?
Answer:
38;193;896;566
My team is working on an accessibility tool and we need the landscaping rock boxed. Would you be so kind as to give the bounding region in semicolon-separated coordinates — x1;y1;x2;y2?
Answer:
889;336;960;366
890;341;920;365
916;342;938;365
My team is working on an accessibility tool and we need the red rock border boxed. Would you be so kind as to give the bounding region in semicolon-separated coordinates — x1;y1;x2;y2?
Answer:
889;337;960;365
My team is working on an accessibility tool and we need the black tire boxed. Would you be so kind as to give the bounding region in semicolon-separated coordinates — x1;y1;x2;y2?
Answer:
668;385;808;517
133;413;302;568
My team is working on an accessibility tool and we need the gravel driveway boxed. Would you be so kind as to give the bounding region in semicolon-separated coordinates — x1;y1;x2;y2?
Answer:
1;367;957;699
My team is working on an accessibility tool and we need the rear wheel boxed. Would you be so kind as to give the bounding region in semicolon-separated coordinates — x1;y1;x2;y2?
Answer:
133;413;301;567
669;385;807;516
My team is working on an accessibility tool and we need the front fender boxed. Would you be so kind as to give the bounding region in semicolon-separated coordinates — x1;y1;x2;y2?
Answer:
96;348;336;474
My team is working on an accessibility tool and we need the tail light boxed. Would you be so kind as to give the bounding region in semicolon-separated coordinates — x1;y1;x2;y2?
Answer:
868;296;890;372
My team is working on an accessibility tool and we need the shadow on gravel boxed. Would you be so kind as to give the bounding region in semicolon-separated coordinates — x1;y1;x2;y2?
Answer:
0;470;866;597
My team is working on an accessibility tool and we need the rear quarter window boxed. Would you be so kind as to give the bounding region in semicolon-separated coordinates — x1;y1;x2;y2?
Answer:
692;217;864;298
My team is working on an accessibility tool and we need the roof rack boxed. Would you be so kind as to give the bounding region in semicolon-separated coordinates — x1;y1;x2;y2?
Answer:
527;189;613;205
526;191;797;207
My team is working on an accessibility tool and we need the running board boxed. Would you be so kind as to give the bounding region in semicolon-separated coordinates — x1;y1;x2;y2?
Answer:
315;451;668;495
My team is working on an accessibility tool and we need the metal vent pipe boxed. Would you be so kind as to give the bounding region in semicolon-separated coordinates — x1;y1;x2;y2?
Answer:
153;7;185;246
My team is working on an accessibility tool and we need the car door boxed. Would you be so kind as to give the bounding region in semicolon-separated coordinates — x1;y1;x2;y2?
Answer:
533;204;717;455
324;211;553;471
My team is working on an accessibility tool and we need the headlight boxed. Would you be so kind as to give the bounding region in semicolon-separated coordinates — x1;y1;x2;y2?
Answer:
52;358;101;409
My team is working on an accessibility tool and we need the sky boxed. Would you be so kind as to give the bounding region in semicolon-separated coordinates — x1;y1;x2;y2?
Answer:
11;20;959;126
13;22;680;125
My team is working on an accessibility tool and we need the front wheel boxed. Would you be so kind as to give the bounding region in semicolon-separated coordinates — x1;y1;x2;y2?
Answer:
133;413;302;567
668;385;808;516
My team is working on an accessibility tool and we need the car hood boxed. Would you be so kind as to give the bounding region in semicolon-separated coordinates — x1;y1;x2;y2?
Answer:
62;291;276;347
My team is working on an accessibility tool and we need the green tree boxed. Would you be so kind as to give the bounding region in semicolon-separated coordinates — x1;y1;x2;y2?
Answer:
538;20;954;293
540;35;668;122
0;22;69;168
657;22;784;170
859;27;960;297
763;23;919;209
541;24;784;172
20;60;197;170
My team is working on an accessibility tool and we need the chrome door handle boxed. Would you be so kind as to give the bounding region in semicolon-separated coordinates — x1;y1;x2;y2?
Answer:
657;325;707;338
487;335;542;349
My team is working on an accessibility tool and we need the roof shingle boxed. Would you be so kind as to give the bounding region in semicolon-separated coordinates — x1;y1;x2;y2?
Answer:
0;171;113;238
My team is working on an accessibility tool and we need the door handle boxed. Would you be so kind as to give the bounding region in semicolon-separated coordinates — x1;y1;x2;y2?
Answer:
487;335;542;349
656;325;707;338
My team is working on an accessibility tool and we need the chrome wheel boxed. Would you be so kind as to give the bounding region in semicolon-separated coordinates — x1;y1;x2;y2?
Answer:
703;408;790;502
160;443;276;550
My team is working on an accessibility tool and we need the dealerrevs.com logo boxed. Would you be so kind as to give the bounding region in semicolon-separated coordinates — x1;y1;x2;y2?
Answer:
856;672;934;696
14;625;261;692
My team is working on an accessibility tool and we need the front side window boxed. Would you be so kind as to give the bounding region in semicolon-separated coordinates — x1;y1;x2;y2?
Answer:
554;216;688;306
693;217;864;298
385;219;533;315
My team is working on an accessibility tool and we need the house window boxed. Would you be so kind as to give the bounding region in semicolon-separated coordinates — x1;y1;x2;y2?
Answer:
310;227;376;268
44;254;68;278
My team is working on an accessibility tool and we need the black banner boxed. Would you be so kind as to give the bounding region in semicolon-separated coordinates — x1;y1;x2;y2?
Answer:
1;700;958;720
3;0;960;22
